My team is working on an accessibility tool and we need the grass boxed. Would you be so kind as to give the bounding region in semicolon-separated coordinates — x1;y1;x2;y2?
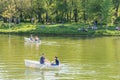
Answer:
0;22;120;36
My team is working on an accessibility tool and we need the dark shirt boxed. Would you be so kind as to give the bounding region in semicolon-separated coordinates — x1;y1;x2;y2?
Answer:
30;37;33;40
40;56;45;64
55;59;59;65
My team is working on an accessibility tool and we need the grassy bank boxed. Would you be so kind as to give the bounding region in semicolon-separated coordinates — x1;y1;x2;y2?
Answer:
0;22;120;36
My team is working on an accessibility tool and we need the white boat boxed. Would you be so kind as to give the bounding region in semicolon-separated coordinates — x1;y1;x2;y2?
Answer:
24;37;41;44
24;59;61;69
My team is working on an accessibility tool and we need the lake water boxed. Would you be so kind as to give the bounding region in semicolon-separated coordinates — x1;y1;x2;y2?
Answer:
0;34;120;80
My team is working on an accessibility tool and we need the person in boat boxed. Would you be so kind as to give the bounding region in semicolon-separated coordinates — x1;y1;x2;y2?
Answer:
34;36;39;41
40;53;45;64
30;34;33;41
51;56;60;66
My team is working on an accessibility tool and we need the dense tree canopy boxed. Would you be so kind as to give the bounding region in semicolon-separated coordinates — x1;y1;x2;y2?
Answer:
0;0;120;25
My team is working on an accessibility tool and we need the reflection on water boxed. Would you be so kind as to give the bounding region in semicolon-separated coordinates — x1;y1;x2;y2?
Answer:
25;68;59;80
24;42;40;50
24;64;75;80
24;62;120;80
24;41;59;50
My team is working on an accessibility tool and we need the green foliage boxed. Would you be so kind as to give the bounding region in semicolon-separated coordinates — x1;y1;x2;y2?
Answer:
1;4;18;18
0;0;119;25
0;0;120;36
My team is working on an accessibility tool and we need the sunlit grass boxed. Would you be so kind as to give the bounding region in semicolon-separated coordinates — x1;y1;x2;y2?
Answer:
0;22;120;36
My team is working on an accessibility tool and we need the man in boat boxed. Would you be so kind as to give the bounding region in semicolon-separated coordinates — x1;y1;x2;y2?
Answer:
51;56;60;66
40;53;45;64
30;34;33;41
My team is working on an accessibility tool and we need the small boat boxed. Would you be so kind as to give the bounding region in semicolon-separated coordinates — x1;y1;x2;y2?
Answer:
24;37;41;44
24;59;61;69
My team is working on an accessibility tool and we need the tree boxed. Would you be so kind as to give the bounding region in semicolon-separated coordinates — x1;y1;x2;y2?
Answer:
1;4;17;22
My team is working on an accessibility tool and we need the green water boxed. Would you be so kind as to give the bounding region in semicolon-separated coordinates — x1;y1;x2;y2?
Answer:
0;34;120;80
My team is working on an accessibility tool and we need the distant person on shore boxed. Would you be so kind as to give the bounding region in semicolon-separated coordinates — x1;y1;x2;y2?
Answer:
40;53;45;64
94;20;97;27
51;56;60;66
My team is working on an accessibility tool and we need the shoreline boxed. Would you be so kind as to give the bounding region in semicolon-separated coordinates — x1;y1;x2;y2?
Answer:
0;23;120;37
0;31;120;37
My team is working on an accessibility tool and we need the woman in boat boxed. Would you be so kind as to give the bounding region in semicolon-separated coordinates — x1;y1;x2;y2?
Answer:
40;53;45;64
34;36;39;41
51;56;60;66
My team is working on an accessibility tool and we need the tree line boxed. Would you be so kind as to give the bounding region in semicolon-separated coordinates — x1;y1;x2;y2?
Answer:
0;0;120;25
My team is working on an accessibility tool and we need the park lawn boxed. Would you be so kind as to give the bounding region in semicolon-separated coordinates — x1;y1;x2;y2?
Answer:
0;22;120;36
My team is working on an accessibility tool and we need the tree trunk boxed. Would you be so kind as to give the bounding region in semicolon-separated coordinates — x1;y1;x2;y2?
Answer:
66;13;69;22
74;8;78;22
38;13;42;23
70;10;72;23
46;11;49;24
83;0;86;23
55;11;58;23
114;0;119;18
